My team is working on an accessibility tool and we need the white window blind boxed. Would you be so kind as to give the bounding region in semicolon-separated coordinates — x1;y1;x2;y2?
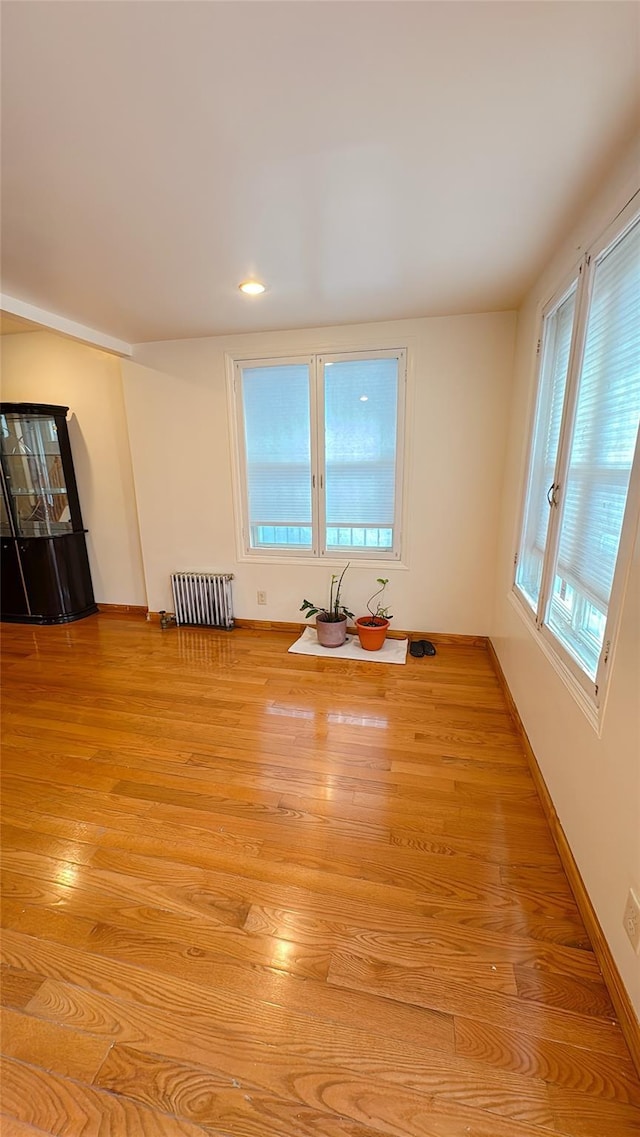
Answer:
514;203;640;705
236;350;405;558
241;362;313;549
516;285;577;610
323;357;399;552
547;218;640;678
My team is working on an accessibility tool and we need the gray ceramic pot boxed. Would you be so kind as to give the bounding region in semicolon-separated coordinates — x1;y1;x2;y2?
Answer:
316;616;348;648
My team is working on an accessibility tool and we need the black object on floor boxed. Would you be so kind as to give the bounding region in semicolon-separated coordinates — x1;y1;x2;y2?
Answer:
409;639;437;658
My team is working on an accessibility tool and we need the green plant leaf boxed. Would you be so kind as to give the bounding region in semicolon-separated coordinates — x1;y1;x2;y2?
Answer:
300;600;320;619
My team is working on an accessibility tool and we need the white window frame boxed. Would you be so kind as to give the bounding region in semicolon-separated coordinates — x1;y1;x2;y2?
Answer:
513;196;640;727
229;347;407;564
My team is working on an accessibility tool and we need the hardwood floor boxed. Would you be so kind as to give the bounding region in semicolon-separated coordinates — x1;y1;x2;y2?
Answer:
1;614;638;1136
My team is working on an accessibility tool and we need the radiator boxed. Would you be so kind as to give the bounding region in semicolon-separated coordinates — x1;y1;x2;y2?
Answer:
170;572;234;629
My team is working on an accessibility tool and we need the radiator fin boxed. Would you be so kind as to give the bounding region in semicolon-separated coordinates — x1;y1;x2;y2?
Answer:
170;573;234;629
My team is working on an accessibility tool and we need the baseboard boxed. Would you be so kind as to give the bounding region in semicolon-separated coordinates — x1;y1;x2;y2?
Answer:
144;613;488;646
145;616;309;631
235;618;487;647
397;629;488;648
234;618;416;638
233;618;306;633
97;603;148;617
487;638;640;1076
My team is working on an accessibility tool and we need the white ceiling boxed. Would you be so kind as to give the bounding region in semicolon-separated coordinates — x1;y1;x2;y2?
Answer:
1;1;638;344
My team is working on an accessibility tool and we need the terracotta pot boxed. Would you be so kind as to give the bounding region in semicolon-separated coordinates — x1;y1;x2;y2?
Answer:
316;616;348;648
355;616;390;651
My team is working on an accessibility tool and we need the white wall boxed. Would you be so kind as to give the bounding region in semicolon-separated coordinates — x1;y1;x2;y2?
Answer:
123;312;516;631
0;332;146;607
492;140;640;1016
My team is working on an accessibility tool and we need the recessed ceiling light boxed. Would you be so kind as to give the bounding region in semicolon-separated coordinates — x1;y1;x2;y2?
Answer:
239;280;266;296
360;395;368;402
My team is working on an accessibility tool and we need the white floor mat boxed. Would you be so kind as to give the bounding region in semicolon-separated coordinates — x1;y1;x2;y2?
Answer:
289;626;408;664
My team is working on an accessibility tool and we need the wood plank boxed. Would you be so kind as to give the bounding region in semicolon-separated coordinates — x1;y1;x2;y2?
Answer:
4;895;449;1052
1;848;252;930
1;966;45;1010
547;1086;640;1137
1;1058;215;1137
514;964;616;1020
1;898;101;950
1;807;263;864
258;835;505;893
93;1042;552;1137
87;843;585;952
278;793;551;844
3;747;323;809
110;776;294;814
454;1017;640;1105
1;824;97;870
93;1043;404;1137
1;752;118;794
92;919;454;1053
244;904;601;982
2;703;297;754
327;950;627;1056
1;1006;111;1081
1;780;155;829
24;978;555;1129
4;929;451;1073
1;879;330;982
245;905;518;995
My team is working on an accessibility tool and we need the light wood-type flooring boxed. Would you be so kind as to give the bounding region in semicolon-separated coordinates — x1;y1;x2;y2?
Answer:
1;615;639;1137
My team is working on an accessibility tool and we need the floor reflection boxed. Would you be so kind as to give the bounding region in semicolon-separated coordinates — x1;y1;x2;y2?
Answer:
265;705;315;720
327;710;388;728
265;704;388;729
175;629;237;669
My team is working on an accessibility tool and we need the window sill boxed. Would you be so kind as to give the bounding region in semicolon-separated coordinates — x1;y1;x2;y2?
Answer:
237;550;409;571
507;589;602;736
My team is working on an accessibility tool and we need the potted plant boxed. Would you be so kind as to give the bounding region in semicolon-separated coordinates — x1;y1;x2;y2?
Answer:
355;578;392;651
300;564;354;648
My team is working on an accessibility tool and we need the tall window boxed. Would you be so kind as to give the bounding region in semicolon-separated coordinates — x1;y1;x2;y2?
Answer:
515;204;640;705
233;349;405;559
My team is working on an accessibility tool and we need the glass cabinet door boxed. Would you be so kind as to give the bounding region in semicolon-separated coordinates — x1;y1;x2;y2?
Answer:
0;481;13;536
0;412;73;536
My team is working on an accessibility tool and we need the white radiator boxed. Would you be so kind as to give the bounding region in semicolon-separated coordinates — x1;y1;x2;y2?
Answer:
170;572;234;629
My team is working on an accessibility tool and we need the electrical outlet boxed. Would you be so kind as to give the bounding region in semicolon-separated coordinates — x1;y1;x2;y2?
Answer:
623;888;640;954
257;590;267;605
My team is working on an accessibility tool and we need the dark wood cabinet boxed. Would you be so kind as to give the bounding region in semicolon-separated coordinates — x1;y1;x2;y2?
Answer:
1;403;98;624
1;535;29;618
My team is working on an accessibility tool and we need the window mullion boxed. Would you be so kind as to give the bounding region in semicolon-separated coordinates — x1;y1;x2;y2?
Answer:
537;255;594;628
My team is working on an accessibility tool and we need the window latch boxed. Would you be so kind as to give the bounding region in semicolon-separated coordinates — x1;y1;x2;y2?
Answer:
546;482;559;507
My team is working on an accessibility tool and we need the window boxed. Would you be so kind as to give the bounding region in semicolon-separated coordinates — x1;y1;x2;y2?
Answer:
515;202;640;708
232;349;406;559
